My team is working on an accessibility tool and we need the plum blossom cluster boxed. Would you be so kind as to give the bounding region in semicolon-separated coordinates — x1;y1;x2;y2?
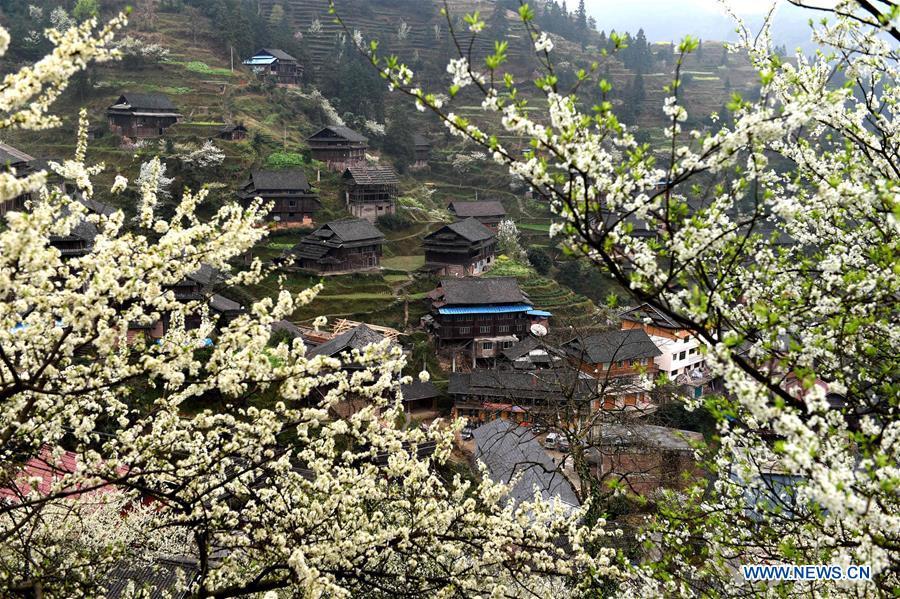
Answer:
175;139;226;169
0;15;622;598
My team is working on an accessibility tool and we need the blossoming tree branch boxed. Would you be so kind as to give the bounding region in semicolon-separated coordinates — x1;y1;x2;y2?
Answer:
332;0;900;594
0;12;618;599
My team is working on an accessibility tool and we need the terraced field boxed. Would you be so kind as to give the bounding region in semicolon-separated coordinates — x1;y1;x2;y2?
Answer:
519;276;602;330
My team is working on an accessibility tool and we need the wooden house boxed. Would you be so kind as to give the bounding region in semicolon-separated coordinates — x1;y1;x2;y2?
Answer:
46;197;115;259
562;329;661;410
306;323;391;364
412;133;431;168
426;277;550;347
498;335;566;371
450;371;594;431
242;48;303;85
306;126;368;171
423;217;497;276
209;293;244;326
237;168;321;227
287;218;384;273
217;123;248;141
342;165;399;222
0;142;35;216
49;220;98;259
400;381;442;412
106;93;182;139
447;200;506;231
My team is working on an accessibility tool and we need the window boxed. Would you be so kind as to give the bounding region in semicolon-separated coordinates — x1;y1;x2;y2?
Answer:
479;325;491;334
288;200;296;207
617;360;625;368
679;351;686;360
498;325;510;333
458;327;471;335
501;340;514;349
689;348;696;355
482;342;493;351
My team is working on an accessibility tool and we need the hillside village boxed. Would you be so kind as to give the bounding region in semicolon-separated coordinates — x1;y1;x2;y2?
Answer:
0;0;872;595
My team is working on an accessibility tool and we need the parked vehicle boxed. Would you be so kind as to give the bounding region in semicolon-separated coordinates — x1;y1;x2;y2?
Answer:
460;426;474;441
544;432;559;449
557;436;571;452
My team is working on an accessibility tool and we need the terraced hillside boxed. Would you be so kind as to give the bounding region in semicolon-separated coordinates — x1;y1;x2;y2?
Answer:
262;0;535;83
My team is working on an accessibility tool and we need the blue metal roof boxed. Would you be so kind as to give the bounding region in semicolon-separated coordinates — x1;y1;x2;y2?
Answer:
438;303;533;315
527;310;552;317
244;57;277;66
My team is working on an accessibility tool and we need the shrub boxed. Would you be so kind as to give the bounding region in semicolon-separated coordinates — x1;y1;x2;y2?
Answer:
527;247;552;275
376;212;412;231
265;152;306;169
184;61;233;77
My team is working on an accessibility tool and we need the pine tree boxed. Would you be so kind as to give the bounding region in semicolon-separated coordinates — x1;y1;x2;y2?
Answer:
635;28;649;72
576;0;587;30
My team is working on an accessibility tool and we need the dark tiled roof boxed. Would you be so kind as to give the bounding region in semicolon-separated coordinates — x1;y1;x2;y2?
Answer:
439;277;527;306
307;324;387;358
309;125;368;143
447;200;506;218
103;556;198;599
209;294;242;314
444;217;495;242
564;329;661;364
343;164;399;186
473;419;579;507
111;93;177;111
502;336;544;360
449;370;594;402
270;319;303;338
79;197;117;217
259;48;297;61
187;264;225;287
249;168;311;191
400;381;441;402
0;142;34;168
321;218;384;243
619;303;679;329
412;133;430;146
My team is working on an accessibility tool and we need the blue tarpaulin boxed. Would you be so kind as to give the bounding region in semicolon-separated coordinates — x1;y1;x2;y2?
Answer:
438;303;533;315
526;310;552;317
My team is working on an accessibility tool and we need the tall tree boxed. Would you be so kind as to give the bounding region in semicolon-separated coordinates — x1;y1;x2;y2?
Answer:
576;0;587;30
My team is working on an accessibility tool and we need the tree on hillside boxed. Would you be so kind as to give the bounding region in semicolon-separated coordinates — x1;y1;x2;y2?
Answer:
0;14;619;598
576;0;587;30
381;107;415;172
268;3;285;26
72;0;100;22
496;219;527;262
367;0;900;594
